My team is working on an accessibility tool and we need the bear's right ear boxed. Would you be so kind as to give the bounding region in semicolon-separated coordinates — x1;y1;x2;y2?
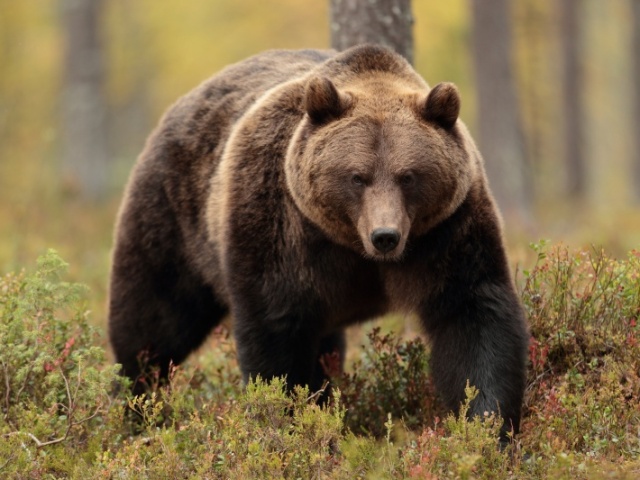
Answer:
304;77;351;124
420;82;460;130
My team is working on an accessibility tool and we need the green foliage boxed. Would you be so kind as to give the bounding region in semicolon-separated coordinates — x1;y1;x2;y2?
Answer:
2;245;640;478
91;378;346;479
332;327;441;438
208;378;344;479
0;249;123;477
398;386;515;480
520;242;640;462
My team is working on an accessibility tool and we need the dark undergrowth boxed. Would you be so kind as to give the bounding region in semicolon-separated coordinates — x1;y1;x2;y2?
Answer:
1;244;639;479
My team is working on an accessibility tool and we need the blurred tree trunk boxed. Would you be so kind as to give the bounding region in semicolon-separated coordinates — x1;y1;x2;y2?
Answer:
0;7;14;149
330;0;414;64
470;0;532;222
61;0;110;201
632;0;640;204
560;0;586;200
110;0;152;162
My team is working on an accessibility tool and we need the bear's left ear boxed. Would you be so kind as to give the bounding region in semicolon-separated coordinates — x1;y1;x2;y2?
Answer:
420;82;460;130
304;77;352;124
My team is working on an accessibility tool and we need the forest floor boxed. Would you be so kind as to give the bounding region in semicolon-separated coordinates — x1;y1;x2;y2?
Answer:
1;196;640;479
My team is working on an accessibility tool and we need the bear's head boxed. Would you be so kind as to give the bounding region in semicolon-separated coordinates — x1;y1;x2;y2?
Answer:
285;52;479;261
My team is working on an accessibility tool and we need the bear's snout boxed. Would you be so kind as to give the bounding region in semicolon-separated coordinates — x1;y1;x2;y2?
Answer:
371;228;400;254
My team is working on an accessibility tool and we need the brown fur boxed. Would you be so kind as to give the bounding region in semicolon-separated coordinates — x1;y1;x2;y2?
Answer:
109;45;528;442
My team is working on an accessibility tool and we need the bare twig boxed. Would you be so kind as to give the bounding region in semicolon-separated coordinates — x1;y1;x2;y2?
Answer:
1;361;11;419
13;349;39;409
306;381;330;403
0;451;14;471
1;399;105;450
1;362;108;450
61;364;74;417
2;431;67;448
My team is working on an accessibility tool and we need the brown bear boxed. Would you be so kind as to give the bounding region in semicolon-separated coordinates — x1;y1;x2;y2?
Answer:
108;45;528;442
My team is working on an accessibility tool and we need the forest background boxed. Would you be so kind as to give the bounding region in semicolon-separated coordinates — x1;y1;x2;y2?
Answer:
1;0;639;358
2;1;640;477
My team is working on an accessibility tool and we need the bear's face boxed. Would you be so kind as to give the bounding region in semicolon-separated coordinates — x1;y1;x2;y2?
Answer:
286;76;477;261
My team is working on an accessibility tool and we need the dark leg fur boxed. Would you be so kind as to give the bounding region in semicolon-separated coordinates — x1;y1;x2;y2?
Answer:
312;331;346;402
109;241;227;395
421;281;528;443
233;309;345;398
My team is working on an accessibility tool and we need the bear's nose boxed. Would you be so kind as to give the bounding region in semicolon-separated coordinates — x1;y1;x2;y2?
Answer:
371;228;400;254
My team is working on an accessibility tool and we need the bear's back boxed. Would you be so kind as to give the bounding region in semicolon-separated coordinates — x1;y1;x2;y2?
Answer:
140;49;333;227
152;49;334;169
119;50;334;299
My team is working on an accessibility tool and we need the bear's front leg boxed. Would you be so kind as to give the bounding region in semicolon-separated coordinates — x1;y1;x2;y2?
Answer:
421;279;528;444
232;307;340;396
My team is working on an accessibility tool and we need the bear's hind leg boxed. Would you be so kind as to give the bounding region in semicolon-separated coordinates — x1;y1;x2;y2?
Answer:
109;244;228;395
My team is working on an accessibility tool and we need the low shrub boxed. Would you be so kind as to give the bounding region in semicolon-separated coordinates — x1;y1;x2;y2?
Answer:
0;250;124;477
331;327;443;438
1;244;640;479
520;243;640;461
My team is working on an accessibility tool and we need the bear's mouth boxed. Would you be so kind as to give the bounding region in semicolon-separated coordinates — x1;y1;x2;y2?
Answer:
363;249;406;263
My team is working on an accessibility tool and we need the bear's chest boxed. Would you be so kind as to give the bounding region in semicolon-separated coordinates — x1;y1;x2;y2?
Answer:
326;264;389;328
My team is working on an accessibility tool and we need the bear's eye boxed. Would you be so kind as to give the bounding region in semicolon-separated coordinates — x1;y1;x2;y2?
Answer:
399;172;415;187
351;174;365;186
